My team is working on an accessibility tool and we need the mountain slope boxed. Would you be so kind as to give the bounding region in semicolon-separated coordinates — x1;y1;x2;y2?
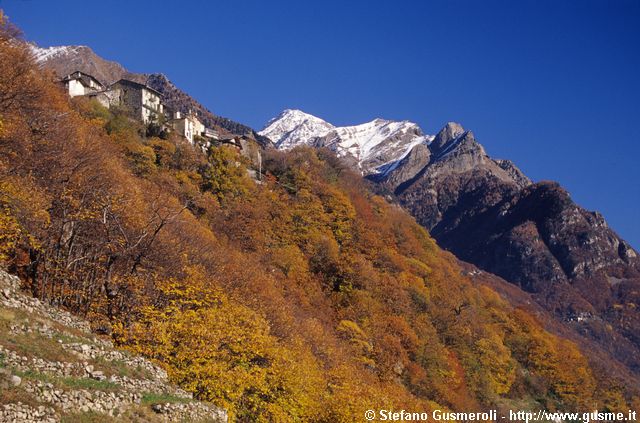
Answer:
388;123;530;224
391;123;640;371
261;112;640;373
259;109;434;175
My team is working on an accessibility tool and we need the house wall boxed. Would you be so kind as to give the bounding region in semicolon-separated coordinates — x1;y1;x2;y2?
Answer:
66;72;104;97
186;119;195;143
66;79;86;97
171;116;203;143
176;118;195;143
141;89;162;124
97;92;110;108
203;128;219;139
193;118;205;137
86;78;101;90
111;84;144;121
102;89;119;108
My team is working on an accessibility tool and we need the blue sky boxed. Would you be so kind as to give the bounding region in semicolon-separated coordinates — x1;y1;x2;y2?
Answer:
3;0;640;247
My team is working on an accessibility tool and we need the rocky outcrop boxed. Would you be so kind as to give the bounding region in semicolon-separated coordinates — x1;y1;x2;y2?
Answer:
389;123;528;229
378;142;431;188
494;159;531;187
0;270;227;423
428;121;465;156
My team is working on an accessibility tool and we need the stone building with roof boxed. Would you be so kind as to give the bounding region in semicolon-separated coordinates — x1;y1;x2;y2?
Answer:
62;71;105;97
108;79;163;124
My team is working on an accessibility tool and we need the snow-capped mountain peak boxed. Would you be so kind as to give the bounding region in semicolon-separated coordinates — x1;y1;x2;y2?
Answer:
259;109;334;150
260;110;434;176
331;119;427;162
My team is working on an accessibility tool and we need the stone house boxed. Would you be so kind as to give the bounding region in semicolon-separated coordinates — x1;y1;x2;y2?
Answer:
62;71;105;97
168;111;222;144
108;79;163;124
169;111;205;143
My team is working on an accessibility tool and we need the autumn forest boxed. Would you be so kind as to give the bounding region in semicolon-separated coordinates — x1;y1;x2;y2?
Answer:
0;15;638;422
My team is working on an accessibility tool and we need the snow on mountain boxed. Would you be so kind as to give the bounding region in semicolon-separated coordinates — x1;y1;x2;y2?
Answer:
259;109;335;150
260;110;434;176
325;119;432;174
28;44;79;63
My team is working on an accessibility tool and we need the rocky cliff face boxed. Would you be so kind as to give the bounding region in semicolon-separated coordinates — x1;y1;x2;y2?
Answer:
388;123;529;228
0;270;227;422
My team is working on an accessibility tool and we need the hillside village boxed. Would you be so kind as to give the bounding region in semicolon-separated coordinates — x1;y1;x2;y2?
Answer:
62;71;234;147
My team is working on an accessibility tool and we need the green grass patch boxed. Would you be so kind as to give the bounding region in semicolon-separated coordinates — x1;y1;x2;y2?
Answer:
14;369;120;391
14;368;55;383
92;356;153;380
58;376;119;391
53;332;87;345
